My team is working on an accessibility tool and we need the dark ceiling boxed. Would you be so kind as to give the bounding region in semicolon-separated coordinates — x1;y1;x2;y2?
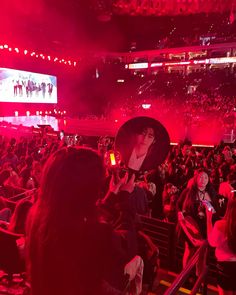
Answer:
0;0;235;56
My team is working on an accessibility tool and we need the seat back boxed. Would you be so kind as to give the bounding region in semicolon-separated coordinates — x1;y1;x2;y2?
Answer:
0;227;24;274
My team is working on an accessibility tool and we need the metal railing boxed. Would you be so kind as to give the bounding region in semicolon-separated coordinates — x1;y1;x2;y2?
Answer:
163;240;209;295
8;188;37;201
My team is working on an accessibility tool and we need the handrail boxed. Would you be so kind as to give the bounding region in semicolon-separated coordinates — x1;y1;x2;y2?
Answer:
163;240;209;295
8;188;37;201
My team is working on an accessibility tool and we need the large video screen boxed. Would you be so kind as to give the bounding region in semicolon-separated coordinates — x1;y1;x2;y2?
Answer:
0;68;57;103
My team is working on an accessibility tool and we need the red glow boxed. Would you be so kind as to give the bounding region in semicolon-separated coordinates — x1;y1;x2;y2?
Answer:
14;111;18;117
26;111;30;116
24;50;28;55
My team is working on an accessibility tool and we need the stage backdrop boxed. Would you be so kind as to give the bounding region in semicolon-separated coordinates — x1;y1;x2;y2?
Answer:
0;67;57;103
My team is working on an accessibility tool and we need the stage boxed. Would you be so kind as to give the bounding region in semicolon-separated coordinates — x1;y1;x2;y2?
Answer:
0;115;234;146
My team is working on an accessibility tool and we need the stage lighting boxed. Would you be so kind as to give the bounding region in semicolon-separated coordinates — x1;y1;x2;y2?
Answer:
14;111;18;117
142;103;151;109
26;111;30;116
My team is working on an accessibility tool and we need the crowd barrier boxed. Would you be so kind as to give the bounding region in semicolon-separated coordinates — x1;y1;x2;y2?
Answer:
139;215;218;286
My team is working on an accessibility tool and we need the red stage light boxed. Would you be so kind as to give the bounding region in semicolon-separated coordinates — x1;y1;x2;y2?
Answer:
3;44;8;48
8;48;12;51
14;111;18;117
39;111;42;115
14;48;19;53
36;111;39;116
26;111;30;116
24;50;28;55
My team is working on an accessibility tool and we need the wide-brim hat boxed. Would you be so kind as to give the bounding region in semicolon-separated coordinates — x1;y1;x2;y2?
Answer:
115;116;170;171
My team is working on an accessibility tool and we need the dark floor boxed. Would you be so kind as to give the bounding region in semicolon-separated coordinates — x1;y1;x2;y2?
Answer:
0;269;218;295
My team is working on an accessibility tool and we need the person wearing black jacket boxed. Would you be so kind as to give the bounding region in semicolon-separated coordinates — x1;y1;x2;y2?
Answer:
176;168;218;270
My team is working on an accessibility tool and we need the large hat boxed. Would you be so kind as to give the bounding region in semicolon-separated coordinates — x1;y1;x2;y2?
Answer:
115;116;170;171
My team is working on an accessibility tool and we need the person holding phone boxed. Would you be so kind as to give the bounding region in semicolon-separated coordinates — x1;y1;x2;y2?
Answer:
27;147;140;295
177;168;218;270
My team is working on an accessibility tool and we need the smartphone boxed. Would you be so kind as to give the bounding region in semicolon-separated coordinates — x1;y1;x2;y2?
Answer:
202;200;216;213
